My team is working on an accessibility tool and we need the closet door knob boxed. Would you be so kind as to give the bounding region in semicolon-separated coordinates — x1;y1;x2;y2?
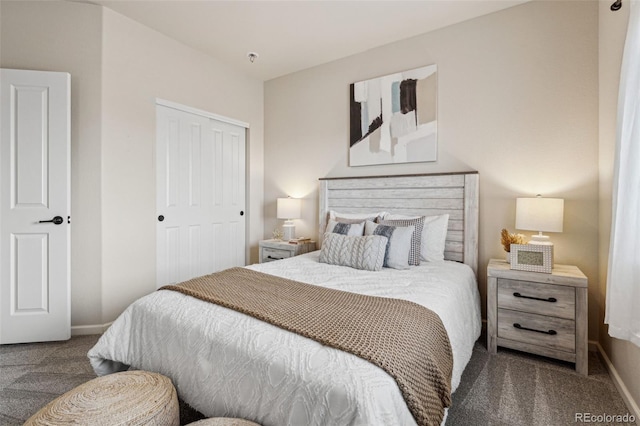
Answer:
240;211;244;216
158;215;165;222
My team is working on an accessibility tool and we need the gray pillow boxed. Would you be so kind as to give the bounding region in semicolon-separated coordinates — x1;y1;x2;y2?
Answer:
319;233;387;271
325;219;365;236
364;221;415;270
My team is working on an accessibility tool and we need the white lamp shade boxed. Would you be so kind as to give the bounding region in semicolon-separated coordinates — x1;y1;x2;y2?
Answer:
276;197;301;220
516;197;564;233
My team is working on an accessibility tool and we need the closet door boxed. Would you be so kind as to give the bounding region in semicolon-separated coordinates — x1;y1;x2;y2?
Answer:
156;105;246;287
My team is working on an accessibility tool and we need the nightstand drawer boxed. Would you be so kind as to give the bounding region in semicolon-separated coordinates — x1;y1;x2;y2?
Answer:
262;247;292;262
497;278;575;320
498;308;575;353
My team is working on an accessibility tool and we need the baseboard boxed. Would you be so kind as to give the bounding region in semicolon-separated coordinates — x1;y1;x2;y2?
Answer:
71;322;112;336
592;340;640;424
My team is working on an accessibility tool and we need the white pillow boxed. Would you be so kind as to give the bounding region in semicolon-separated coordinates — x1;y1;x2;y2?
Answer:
319;233;387;271
384;213;450;262
325;219;365;236
328;210;387;222
364;221;415;270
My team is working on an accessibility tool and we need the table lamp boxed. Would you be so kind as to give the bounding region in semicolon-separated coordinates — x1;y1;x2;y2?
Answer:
515;195;564;245
277;197;301;241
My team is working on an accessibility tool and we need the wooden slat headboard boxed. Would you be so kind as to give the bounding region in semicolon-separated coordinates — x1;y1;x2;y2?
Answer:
318;172;479;276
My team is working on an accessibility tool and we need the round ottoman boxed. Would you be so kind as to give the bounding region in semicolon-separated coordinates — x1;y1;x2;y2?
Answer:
188;418;261;426
24;370;179;426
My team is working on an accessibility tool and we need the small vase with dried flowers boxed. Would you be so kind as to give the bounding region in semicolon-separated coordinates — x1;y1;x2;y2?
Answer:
500;228;526;263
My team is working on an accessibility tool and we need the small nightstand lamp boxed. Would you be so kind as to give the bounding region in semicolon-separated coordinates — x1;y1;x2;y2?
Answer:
516;195;564;246
277;197;301;241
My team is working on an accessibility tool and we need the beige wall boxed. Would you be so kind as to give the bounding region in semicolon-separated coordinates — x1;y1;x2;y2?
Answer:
100;9;264;321
1;0;104;327
598;0;640;412
1;1;265;326
265;0;599;330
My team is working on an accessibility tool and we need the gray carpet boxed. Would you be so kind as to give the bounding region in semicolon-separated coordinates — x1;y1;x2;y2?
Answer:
449;342;634;425
0;335;99;425
0;335;634;425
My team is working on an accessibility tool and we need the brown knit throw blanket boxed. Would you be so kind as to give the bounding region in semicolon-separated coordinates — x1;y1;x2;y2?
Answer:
160;267;453;426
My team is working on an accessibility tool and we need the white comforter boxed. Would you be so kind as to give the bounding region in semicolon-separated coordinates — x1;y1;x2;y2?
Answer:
88;252;481;426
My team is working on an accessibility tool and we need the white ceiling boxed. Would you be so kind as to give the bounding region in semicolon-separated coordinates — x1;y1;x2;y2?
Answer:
91;0;528;81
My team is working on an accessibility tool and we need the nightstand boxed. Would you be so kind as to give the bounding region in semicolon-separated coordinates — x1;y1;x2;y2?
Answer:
487;259;588;375
259;239;316;263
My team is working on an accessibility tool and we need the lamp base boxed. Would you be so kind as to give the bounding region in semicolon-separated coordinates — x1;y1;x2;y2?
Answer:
282;221;295;241
528;234;553;246
528;233;555;267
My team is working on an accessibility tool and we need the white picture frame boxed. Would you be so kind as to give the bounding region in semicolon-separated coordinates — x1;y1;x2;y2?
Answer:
510;244;553;274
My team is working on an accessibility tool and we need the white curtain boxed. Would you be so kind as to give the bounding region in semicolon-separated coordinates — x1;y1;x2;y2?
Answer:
606;0;640;348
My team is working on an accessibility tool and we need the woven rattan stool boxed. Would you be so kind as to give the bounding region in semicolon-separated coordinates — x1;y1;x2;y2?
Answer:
24;370;179;426
187;418;261;426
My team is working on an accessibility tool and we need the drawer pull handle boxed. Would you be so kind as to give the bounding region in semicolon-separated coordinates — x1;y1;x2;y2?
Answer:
513;292;557;303
513;323;557;335
267;256;283;260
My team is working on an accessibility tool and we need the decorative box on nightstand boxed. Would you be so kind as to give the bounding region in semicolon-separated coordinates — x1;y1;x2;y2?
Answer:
487;259;588;375
259;239;316;263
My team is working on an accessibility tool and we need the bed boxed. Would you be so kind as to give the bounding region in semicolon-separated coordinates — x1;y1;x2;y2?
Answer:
88;172;481;426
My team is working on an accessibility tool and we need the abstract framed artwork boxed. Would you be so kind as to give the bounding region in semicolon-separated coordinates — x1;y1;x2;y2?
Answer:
349;64;437;167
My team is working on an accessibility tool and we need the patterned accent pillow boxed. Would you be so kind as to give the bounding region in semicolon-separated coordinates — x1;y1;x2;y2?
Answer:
378;217;425;266
325;219;365;236
364;221;415;270
333;222;352;235
318;233;387;271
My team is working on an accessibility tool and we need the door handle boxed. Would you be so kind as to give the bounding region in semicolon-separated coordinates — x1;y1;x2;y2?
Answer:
39;216;64;225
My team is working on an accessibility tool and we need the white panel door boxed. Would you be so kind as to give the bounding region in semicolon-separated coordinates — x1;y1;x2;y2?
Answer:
210;119;246;272
156;105;246;287
0;69;71;344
